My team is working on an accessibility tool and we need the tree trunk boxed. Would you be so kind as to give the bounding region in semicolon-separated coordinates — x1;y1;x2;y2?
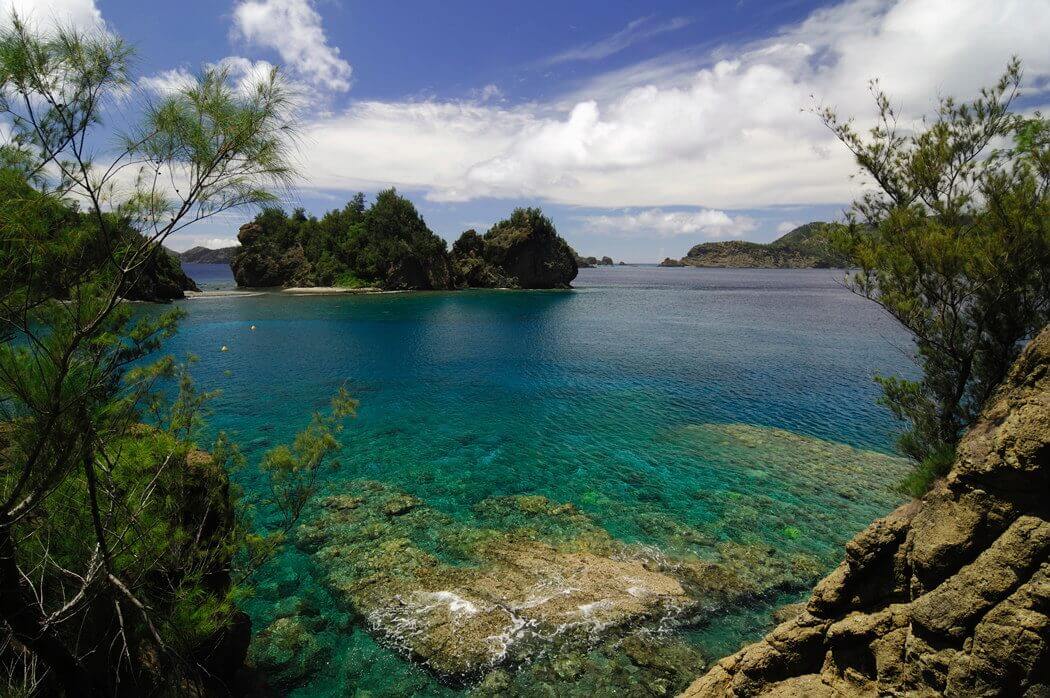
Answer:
0;518;97;697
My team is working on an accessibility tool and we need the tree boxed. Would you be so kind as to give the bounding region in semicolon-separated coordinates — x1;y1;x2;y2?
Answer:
0;14;347;695
820;59;1050;493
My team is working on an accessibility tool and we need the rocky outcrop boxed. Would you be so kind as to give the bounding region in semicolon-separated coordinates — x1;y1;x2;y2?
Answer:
660;257;686;267
121;243;200;300
230;222;314;287
681;325;1050;697
451;208;578;289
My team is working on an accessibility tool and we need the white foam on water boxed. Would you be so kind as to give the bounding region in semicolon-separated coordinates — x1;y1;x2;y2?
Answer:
577;599;615;616
415;590;480;617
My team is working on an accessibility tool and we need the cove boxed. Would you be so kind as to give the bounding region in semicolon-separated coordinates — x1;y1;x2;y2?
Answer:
158;265;915;695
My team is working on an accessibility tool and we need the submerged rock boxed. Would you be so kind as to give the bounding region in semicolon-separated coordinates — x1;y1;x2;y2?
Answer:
681;325;1050;697
299;485;693;678
250;616;333;692
296;483;820;683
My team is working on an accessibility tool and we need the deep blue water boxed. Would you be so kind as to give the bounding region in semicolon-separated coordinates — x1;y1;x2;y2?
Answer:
166;264;915;694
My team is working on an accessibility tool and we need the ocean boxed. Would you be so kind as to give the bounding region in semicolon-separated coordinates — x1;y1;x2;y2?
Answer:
163;264;915;695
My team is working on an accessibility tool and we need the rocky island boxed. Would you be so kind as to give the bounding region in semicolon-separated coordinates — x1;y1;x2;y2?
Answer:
576;255;616;268
661;222;850;269
179;245;239;264
230;190;578;290
683;325;1050;697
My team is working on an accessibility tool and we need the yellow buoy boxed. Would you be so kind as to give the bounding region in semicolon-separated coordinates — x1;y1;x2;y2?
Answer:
220;345;228;352
250;325;256;331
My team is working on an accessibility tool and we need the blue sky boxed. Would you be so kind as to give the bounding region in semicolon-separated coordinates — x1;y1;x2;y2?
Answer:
6;0;1049;259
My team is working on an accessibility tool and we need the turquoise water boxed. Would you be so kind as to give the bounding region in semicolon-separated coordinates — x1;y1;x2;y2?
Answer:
167;265;914;694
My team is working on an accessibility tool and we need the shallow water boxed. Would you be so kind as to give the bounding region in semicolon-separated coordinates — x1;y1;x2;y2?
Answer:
165;264;915;695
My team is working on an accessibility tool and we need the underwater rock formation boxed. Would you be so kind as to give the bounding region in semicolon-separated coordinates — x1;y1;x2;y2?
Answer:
294;484;826;683
681;325;1050;697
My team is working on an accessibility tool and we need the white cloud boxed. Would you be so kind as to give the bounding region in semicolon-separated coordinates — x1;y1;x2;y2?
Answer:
231;0;351;92
472;84;503;104
291;0;1050;210
194;237;239;249
776;220;800;234
0;0;103;31
546;16;692;65
138;67;197;95
577;208;756;238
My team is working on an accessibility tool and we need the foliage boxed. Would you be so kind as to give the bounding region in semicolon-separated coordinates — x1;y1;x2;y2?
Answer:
450;207;579;288
0;14;345;696
235;188;454;289
820;59;1050;486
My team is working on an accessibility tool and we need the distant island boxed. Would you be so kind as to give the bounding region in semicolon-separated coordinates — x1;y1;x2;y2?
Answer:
575;255;616;268
179;245;239;264
660;222;850;268
232;189;579;290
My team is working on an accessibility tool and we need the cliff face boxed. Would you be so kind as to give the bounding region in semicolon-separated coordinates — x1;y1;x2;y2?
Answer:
682;326;1050;697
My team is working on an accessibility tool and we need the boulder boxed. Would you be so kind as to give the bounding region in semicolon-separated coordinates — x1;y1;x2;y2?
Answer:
680;325;1050;697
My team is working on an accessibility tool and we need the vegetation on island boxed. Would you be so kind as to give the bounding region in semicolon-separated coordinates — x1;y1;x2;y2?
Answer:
821;59;1049;495
660;222;853;268
231;197;579;290
0;15;353;695
576;254;615;268
179;245;240;264
0;168;197;301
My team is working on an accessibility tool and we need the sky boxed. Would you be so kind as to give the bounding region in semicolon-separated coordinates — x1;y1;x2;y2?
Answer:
4;0;1049;260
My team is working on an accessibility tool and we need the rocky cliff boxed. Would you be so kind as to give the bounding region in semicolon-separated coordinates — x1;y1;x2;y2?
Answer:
450;208;578;289
682;325;1050;697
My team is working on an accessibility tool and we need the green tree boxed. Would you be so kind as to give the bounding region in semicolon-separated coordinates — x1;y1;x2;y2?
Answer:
820;59;1050;493
0;15;348;695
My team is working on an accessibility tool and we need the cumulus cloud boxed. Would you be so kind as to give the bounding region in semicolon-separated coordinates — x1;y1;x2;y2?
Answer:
776;221;800;234
138;67;197;95
577;208;756;238
231;0;351;92
193;237;239;249
291;0;1050;210
0;0;103;31
546;16;692;65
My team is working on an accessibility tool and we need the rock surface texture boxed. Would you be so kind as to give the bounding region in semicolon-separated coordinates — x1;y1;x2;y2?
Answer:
681;325;1050;697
